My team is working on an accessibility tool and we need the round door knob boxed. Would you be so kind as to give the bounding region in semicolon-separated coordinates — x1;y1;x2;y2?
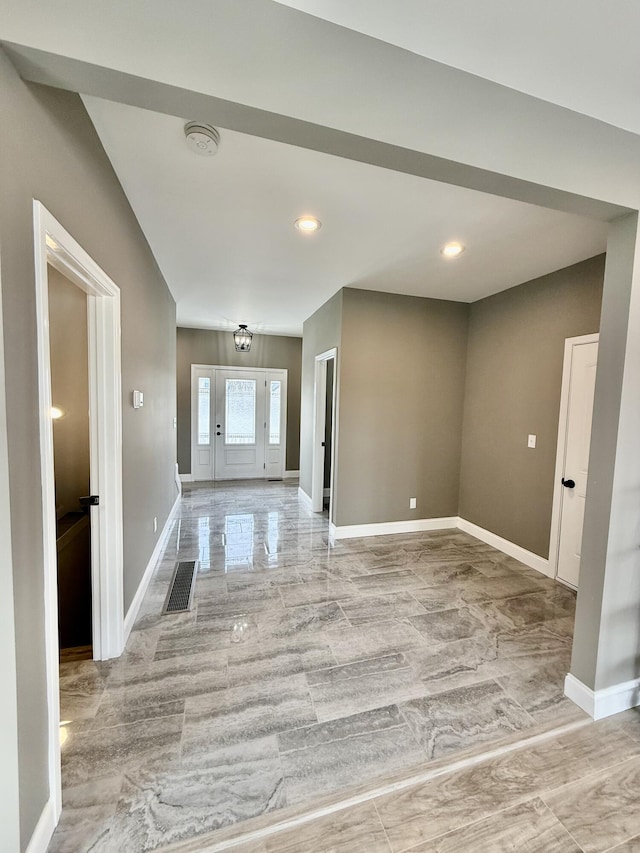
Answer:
562;478;576;489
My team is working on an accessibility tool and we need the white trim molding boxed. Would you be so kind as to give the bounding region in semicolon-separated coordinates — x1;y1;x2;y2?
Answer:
124;492;181;641
25;798;55;853
333;517;458;540
179;473;194;483
457;517;552;577
33;200;125;826
284;470;300;478
564;673;640;720
298;487;314;512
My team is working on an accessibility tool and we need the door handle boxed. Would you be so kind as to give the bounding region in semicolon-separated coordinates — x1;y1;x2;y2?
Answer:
79;495;100;507
561;478;575;489
216;431;222;436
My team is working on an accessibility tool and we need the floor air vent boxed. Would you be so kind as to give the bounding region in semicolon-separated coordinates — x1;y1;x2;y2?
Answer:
163;561;197;614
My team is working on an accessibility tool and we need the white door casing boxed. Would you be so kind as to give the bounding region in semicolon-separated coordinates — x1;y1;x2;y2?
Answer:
311;349;338;516
550;334;599;587
33;201;124;827
191;365;287;481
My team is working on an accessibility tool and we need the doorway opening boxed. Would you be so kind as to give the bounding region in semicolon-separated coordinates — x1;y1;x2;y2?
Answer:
191;365;288;480
311;348;338;520
549;333;599;588
48;267;93;663
34;201;124;824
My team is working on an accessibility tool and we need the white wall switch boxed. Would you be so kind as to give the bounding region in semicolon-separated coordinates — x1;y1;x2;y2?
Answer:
409;497;417;509
528;434;537;448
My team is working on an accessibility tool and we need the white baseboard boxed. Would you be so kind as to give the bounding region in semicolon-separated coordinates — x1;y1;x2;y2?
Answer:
175;462;182;495
285;470;300;478
333;516;458;540
565;673;640;720
25;798;55;853
456;517;552;577
179;473;194;483
298;487;313;511
123;492;181;641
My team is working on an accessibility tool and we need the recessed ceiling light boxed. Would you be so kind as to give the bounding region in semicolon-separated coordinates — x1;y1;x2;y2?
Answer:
441;241;465;258
294;216;322;233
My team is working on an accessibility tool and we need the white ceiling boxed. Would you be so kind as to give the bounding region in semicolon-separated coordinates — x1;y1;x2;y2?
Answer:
276;0;640;136
84;96;606;336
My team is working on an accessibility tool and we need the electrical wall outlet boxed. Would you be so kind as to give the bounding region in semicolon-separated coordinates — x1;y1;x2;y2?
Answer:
528;434;537;448
409;497;417;509
153;516;158;533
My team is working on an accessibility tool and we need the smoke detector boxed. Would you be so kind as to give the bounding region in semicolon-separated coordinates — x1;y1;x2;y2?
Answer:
184;122;220;156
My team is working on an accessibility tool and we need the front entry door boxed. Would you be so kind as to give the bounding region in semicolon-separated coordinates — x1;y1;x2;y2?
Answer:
191;365;287;481
214;370;265;479
556;339;598;588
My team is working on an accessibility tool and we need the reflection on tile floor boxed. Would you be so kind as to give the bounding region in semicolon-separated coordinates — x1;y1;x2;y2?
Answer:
50;480;580;852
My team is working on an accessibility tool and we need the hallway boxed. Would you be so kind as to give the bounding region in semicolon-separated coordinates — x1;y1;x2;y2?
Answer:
52;480;580;851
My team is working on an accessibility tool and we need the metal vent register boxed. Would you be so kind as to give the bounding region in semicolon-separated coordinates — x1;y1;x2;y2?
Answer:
163;561;197;614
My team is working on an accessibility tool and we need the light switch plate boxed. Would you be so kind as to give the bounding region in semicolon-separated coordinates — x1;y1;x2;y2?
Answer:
528;434;537;448
409;497;417;509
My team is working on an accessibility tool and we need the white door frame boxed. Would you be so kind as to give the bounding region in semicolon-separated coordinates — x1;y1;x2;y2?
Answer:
548;332;599;582
190;364;288;480
0;252;21;852
33;201;124;821
311;348;338;517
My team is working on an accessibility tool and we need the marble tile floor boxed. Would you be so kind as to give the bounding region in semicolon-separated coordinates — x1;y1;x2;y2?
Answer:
51;479;582;852
160;710;640;853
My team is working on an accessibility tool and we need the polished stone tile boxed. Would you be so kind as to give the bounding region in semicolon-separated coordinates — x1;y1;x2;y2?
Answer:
155;612;260;659
412;797;580;852
544;755;640;853
350;569;426;595
407;606;492;644
48;775;123;853
309;660;428;723
182;674;316;752
376;722;640;851
227;635;336;686
279;705;424;805
400;679;535;760
403;635;519;695
306;653;409;686
257;600;349;640
257;801;391;853
59;660;108;722
497;659;581;724
61;714;183;786
99;738;285;851
326;620;426;665
279;578;357;607
481;590;573;631
340;592;427;625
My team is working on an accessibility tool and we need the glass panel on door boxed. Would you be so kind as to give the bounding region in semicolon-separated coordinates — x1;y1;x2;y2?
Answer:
225;378;257;444
269;381;281;444
197;377;211;444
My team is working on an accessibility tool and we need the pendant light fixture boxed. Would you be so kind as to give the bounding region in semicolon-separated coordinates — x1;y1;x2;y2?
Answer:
233;324;253;352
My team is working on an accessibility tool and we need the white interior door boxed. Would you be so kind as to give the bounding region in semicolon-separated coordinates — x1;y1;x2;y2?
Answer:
557;339;599;587
192;368;214;480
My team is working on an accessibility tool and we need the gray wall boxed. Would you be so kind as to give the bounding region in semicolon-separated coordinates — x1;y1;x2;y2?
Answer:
299;291;343;499
459;256;605;557
48;268;90;516
336;288;469;526
0;50;177;848
176;327;302;473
